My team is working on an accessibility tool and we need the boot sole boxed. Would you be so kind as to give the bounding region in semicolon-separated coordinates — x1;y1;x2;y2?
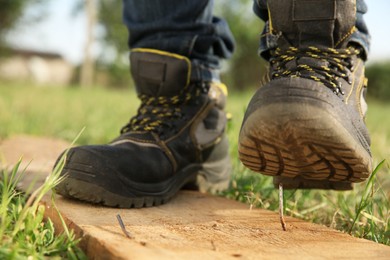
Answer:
238;102;372;190
56;177;173;208
55;165;200;208
55;155;230;208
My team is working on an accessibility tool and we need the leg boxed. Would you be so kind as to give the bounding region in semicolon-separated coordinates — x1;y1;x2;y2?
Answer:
239;0;372;190
123;0;234;68
253;0;371;59
54;0;235;207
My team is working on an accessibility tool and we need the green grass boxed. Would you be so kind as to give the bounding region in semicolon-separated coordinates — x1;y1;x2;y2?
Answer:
226;90;390;245
0;155;86;259
0;82;389;249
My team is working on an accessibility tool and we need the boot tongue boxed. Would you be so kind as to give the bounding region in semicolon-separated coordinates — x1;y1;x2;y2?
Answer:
268;0;356;48
130;50;191;97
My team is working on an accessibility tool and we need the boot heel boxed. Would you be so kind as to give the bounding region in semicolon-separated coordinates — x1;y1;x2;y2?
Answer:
197;135;231;193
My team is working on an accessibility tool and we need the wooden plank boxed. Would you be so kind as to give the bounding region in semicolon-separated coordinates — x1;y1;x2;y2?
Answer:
44;191;390;260
0;134;70;191
2;135;390;259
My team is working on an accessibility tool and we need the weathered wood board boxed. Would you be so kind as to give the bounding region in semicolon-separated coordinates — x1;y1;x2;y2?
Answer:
44;191;390;260
0;135;70;191
1;135;390;259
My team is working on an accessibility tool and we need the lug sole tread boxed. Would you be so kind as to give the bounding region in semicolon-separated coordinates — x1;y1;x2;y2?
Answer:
238;104;372;190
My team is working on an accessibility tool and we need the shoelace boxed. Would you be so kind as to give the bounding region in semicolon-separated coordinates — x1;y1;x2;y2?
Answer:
270;46;359;95
120;86;201;134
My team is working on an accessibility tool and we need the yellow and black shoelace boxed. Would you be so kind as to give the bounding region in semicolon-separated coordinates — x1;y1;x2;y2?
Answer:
121;86;201;133
270;46;359;95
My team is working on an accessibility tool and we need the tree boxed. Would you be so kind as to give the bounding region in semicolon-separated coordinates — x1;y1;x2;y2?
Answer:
96;0;130;87
98;0;128;56
366;62;390;101
0;0;48;53
215;0;266;90
80;0;98;88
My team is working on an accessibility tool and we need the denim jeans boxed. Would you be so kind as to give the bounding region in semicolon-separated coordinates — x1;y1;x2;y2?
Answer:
123;0;370;81
252;0;371;60
122;0;235;78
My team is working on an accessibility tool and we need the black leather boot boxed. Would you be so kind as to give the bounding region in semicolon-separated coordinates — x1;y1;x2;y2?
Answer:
239;0;372;190
55;49;231;207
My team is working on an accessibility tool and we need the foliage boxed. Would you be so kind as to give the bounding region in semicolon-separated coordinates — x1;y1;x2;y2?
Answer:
0;158;86;259
0;0;48;51
366;61;390;101
96;0;130;87
215;0;267;90
98;0;128;56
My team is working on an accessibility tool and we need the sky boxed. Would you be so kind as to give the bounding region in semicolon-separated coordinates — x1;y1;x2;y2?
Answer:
7;0;390;65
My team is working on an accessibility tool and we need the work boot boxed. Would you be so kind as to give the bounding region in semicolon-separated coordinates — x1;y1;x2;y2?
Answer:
238;0;372;190
55;49;231;207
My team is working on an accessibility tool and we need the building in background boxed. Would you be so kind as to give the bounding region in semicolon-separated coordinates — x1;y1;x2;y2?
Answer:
0;49;74;86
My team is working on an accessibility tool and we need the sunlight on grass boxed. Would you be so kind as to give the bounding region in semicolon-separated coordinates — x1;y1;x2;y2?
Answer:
0;128;87;259
0;159;86;259
1;82;389;246
226;90;390;246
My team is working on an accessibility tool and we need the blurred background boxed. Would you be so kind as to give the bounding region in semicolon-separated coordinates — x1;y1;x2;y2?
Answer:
0;0;389;95
1;1;389;241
